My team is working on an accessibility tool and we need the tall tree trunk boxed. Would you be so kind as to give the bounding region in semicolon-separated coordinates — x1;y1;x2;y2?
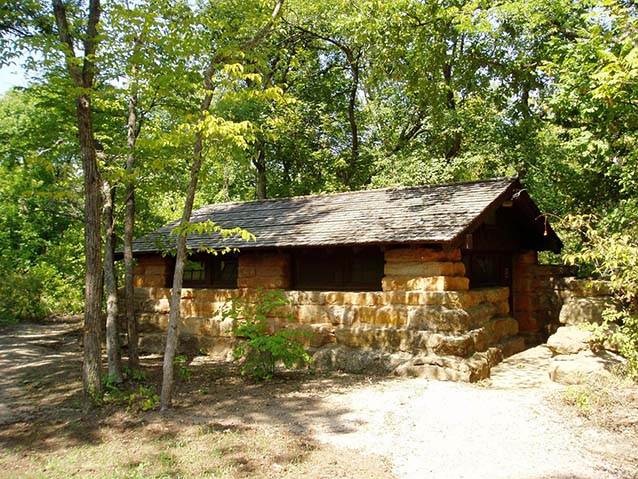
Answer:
125;84;140;372
78;93;104;411
53;0;103;412
254;144;267;200
102;180;123;384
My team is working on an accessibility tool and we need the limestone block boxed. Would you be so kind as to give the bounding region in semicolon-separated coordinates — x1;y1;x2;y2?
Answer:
393;353;490;382
402;291;459;307
383;291;407;304
546;326;592;355
147;297;171;314
138;313;169;333
484;287;510;304
485;347;504;368
326;305;358;326
491;317;519;341
340;292;381;306
385;247;462;263
238;277;288;289
358;305;407;327
451;290;482;308
188;301;226;318
549;350;627;385
189;289;241;302
312;344;410;375
139;333;165;354
295;304;329;324
335;326;406;352
382;276;470;292
494;300;510;316
287;323;335;348
384;261;465;277
559;297;619;325
466;302;497;327
147;287;171;299
426;333;475;357
178;316;205;336
257;262;290;279
194;337;235;359
406;305;471;332
191;317;233;338
470;328;489;353
287;290;324;305
498;336;526;358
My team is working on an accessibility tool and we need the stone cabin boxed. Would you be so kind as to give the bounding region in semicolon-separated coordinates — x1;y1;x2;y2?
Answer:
128;177;570;381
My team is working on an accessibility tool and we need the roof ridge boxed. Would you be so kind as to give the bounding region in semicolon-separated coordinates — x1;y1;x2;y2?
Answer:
192;176;518;215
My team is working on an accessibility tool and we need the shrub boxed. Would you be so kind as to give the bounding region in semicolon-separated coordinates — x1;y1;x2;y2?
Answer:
562;214;638;379
223;289;311;381
0;265;48;323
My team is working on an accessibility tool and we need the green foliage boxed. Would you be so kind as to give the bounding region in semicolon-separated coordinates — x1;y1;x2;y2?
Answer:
224;289;311;381
0;264;47;324
102;378;160;412
173;354;193;381
562;214;638;379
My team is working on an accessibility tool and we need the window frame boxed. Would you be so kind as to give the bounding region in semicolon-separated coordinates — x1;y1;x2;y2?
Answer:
182;253;238;289
291;246;384;292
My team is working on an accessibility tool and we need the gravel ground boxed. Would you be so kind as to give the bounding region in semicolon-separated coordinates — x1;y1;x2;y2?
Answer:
1;320;636;478
300;347;637;479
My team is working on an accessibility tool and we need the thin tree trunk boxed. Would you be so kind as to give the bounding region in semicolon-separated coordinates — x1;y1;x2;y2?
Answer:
254;144;267;200
102;180;123;384
159;125;207;411
125;83;140;373
345;51;359;187
442;61;462;161
159;0;284;411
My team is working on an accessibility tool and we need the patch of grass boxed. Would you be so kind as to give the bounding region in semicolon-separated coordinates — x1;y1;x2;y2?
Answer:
560;375;638;433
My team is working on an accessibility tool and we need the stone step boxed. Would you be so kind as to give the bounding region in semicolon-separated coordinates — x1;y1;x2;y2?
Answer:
393;352;491;383
498;335;526;358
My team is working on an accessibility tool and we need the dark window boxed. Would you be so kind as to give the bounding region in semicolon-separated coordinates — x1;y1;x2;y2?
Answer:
462;253;511;289
182;253;238;289
183;259;206;285
292;247;384;291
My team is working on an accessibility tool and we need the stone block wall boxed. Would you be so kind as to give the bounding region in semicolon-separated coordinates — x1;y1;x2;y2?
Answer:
558;278;619;326
134;256;172;287
130;246;525;382
512;251;576;346
382;248;469;291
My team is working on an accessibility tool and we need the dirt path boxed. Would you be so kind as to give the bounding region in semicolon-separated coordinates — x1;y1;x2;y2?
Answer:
1;320;636;479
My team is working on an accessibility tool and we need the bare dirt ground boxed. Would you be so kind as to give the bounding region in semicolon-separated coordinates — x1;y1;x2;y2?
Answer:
1;318;637;479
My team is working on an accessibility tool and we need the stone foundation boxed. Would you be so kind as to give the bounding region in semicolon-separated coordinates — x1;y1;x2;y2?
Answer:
128;247;527;382
131;286;523;381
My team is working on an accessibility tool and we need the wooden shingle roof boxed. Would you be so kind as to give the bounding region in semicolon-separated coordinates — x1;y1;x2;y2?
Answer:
131;177;561;254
